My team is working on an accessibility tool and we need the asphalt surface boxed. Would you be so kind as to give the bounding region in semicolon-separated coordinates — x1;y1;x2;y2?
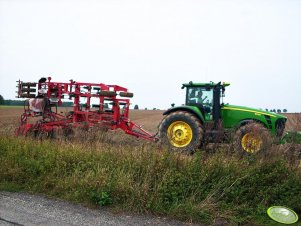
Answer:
0;191;198;226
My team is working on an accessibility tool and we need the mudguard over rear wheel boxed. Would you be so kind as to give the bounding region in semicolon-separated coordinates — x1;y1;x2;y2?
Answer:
234;122;272;154
158;111;203;153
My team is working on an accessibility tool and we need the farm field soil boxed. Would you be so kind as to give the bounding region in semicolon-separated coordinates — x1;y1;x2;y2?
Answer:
283;113;301;131
0;107;299;136
0;107;164;136
0;107;24;136
1;107;300;162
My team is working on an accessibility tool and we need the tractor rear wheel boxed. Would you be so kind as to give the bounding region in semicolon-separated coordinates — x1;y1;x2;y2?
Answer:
234;122;272;154
158;111;203;153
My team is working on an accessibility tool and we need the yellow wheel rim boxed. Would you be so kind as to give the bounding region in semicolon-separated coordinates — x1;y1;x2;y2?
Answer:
241;132;263;153
167;121;193;147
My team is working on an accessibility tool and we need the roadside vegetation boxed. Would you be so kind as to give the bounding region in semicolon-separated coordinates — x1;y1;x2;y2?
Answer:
1;131;300;225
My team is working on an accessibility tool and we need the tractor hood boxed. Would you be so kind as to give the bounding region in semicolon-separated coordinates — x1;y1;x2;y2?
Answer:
222;104;287;119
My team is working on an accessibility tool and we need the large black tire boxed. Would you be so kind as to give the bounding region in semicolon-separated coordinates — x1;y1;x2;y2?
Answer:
158;111;203;153
233;122;272;154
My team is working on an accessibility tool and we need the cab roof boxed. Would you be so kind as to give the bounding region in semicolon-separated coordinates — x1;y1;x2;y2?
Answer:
182;81;230;88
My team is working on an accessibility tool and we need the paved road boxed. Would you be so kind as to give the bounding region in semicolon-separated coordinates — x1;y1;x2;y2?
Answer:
0;191;198;226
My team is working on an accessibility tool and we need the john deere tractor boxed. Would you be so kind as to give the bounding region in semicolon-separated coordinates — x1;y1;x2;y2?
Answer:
158;81;287;153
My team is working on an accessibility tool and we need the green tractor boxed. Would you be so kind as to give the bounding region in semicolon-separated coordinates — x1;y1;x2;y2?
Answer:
158;81;288;153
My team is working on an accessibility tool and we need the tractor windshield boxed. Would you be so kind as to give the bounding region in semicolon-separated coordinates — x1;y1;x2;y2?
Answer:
186;87;213;107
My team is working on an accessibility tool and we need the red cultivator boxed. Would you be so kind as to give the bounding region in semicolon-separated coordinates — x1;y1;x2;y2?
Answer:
15;77;157;141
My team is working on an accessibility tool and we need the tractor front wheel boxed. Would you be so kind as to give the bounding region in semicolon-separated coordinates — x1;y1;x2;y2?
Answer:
158;111;203;153
234;122;272;154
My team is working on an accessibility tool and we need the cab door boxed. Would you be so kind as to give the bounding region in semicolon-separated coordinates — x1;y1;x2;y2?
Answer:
186;87;214;121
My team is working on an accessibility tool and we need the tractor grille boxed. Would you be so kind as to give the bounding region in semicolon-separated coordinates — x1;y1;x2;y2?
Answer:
276;118;287;137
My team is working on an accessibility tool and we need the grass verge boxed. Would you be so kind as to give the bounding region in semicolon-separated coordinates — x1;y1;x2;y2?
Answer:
0;136;300;225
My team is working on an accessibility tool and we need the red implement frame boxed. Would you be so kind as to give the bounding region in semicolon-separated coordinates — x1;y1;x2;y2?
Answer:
15;77;157;141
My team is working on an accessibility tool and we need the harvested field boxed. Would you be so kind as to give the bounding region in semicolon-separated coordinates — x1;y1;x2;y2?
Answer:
0;106;23;136
0;107;300;137
1;106;300;160
283;113;301;131
0;107;164;137
126;109;164;133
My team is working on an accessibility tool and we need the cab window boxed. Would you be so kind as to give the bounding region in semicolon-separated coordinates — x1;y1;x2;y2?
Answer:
187;87;213;107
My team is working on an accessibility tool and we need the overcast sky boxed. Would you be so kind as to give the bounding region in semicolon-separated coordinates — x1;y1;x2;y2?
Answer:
0;0;300;112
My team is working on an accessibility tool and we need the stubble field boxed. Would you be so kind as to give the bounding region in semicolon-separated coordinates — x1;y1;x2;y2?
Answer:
0;106;300;135
0;107;164;136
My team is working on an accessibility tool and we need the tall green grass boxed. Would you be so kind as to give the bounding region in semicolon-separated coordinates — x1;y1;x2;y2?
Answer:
0;136;300;225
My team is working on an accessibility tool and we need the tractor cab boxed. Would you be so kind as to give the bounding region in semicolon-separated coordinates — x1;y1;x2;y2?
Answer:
182;81;230;122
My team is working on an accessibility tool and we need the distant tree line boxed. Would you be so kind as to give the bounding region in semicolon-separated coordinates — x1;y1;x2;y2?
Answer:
133;104;160;110
0;95;73;107
0;95;6;105
265;108;287;113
